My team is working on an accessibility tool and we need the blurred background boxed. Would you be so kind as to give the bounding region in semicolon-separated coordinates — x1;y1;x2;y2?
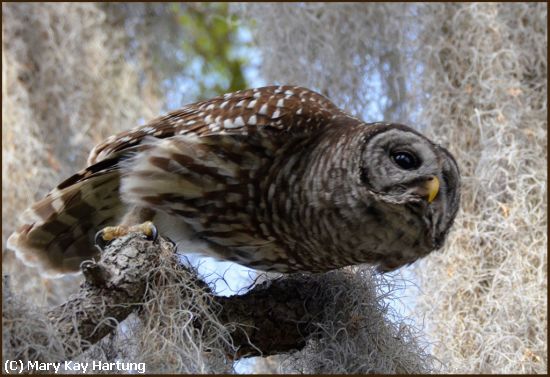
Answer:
2;2;547;373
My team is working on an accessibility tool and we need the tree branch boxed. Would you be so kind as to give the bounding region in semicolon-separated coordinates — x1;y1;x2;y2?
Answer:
215;274;326;359
6;233;327;362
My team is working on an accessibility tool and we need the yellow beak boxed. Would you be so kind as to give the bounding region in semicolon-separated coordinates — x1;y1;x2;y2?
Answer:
425;176;440;203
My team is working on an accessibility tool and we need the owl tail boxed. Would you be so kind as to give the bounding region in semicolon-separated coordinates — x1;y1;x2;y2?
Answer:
7;160;126;276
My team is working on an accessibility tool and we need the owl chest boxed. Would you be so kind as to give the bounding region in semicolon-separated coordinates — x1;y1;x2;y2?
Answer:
258;197;429;272
173;190;427;272
351;201;432;271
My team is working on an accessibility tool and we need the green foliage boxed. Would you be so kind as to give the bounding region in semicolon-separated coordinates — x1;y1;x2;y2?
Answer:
173;3;248;99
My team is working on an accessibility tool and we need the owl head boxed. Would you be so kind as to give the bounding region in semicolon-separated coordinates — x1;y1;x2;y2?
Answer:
358;123;461;255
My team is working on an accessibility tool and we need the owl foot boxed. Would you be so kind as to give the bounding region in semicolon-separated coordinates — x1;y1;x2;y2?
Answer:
94;221;158;250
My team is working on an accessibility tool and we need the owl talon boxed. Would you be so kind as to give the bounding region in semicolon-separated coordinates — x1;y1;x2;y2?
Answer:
94;230;108;250
149;224;158;242
94;225;129;250
94;222;157;250
165;237;176;248
133;221;158;242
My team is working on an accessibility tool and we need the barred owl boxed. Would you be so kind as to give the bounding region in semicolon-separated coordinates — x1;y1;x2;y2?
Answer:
7;86;460;276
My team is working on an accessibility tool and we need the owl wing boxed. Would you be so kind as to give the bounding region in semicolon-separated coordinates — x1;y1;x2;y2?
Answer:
112;86;351;269
88;85;346;165
9;86;349;275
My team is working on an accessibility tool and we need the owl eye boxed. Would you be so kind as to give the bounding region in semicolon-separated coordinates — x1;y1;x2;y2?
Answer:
391;151;420;170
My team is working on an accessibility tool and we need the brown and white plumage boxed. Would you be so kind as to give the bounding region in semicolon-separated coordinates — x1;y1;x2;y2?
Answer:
7;86;460;276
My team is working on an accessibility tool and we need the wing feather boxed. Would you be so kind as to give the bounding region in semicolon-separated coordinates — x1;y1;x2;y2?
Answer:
88;85;344;165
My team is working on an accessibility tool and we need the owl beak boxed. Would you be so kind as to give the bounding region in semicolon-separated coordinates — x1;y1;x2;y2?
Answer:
424;176;440;203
